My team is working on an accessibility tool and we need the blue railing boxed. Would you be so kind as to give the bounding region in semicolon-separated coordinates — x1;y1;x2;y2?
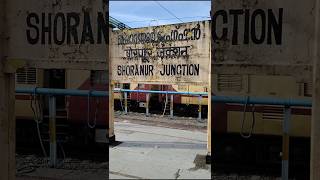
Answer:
15;87;312;179
15;87;312;107
212;96;312;107
15;87;108;97
113;88;208;96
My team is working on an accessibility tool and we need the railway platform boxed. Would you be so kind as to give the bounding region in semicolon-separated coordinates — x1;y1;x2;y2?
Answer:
110;119;210;179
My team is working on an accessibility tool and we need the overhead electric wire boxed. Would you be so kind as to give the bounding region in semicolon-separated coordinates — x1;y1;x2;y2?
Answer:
121;16;210;24
154;1;184;23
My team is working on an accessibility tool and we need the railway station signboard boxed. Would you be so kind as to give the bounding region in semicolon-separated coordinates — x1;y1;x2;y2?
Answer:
110;21;211;85
6;0;108;70
212;0;315;81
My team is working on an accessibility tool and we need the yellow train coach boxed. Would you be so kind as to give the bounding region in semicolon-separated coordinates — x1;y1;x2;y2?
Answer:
113;83;209;117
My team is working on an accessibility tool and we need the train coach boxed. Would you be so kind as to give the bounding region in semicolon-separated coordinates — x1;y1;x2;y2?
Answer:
15;67;109;146
212;74;312;176
15;16;128;148
211;0;315;177
113;83;209;118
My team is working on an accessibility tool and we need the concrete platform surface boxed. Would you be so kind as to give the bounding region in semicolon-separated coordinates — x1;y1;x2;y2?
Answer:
110;121;211;179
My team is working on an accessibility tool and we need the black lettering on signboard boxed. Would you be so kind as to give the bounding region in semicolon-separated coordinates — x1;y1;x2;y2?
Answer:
67;12;80;44
53;13;66;45
213;10;228;41
26;11;108;45
117;65;155;76
244;9;250;44
251;9;266;44
81;12;94;44
117;24;202;45
97;12;108;44
26;13;40;44
230;9;244;45
268;8;283;45
159;64;199;76
149;65;154;76
117;66;121;76
41;13;52;44
213;8;283;45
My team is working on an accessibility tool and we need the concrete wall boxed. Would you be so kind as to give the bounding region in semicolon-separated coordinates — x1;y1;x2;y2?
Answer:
6;0;108;70
212;0;315;82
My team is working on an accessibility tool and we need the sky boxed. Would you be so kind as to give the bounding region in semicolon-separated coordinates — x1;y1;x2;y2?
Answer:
110;1;211;28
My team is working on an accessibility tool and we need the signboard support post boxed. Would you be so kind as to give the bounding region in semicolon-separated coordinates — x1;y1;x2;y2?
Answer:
312;0;320;178
0;0;16;178
49;95;57;168
198;96;202;120
124;92;128;114
146;93;150;117
282;106;290;180
0;73;16;180
109;82;115;142
165;93;168;116
170;94;174;119
207;87;211;162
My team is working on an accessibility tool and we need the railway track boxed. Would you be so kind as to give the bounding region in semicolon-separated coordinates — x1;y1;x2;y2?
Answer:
216;165;308;179
16;107;202;164
16;144;108;180
16;141;108;167
211;133;310;180
212;164;308;180
16;153;108;179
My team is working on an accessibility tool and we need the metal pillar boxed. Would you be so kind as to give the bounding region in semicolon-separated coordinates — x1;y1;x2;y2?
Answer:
163;94;169;114
282;106;290;180
207;88;212;161
311;1;320;178
49;96;57;168
146;93;150;116
198;95;202;120
124;92;128;114
0;73;15;179
170;94;174;119
0;0;16;178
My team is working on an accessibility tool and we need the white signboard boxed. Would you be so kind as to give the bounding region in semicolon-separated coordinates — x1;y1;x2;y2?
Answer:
110;21;211;85
6;0;108;70
212;0;315;80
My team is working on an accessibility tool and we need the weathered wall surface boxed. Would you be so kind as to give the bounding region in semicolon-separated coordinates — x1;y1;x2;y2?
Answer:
110;21;211;85
212;0;315;81
6;0;108;70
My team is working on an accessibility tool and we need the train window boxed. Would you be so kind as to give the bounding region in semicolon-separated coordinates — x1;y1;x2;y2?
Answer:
262;105;284;121
304;82;312;97
16;67;37;84
90;70;108;85
138;84;145;88
123;83;130;89
178;85;188;91
115;83;121;88
217;74;243;92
